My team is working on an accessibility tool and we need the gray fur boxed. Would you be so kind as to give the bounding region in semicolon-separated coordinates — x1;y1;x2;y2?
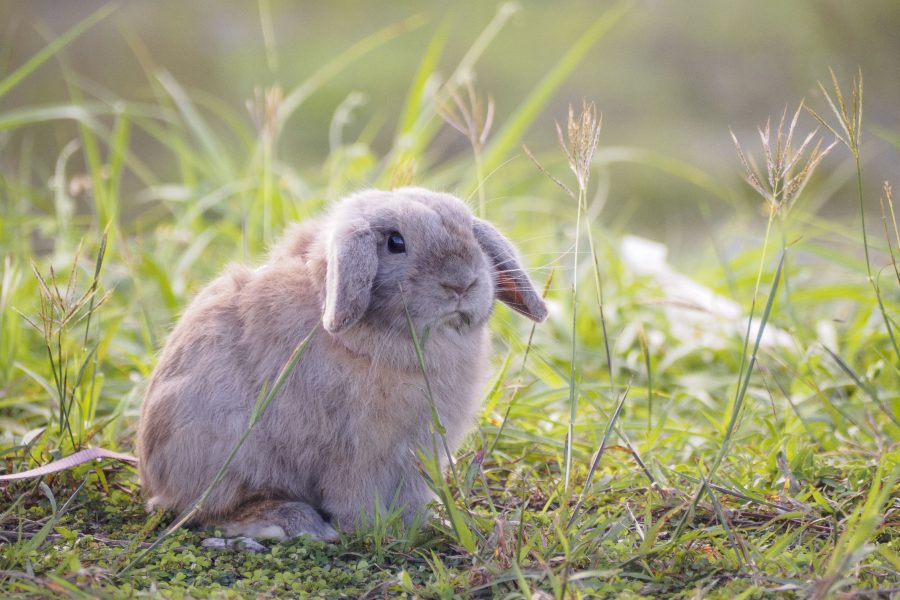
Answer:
137;187;547;540
322;218;378;333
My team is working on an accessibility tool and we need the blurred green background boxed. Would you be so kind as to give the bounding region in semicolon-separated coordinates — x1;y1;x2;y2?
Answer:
3;0;900;254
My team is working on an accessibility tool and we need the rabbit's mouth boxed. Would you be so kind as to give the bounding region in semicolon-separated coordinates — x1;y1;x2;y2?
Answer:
442;310;473;330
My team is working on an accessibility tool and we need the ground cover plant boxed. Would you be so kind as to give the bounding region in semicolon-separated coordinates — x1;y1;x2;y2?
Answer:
1;3;899;598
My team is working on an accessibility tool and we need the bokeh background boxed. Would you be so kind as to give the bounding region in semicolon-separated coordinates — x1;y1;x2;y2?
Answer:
4;0;900;258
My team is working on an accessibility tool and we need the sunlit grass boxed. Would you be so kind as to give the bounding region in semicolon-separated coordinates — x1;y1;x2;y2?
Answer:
1;5;898;599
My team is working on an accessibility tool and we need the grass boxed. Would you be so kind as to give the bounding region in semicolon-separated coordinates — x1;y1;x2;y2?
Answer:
2;4;899;599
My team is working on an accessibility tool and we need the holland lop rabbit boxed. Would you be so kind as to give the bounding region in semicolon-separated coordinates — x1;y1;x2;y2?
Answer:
138;187;547;540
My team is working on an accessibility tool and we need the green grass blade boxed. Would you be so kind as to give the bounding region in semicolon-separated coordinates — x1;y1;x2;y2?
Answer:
669;251;786;544
0;104;103;131
567;384;629;527
102;112;131;226
377;2;522;185
396;19;450;138
0;5;116;101
711;250;786;474
157;70;235;180
818;459;900;597
823;345;900;428
477;0;631;180
275;14;427;134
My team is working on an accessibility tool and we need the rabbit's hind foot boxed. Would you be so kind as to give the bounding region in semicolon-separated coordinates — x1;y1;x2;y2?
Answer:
220;499;339;542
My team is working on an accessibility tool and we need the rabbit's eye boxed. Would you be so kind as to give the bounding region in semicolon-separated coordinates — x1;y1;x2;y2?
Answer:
387;232;406;254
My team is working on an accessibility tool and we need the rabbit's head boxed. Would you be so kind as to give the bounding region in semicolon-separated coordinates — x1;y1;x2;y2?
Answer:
318;187;547;336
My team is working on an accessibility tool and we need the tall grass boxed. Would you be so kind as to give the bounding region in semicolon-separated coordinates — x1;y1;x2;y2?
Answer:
809;70;900;363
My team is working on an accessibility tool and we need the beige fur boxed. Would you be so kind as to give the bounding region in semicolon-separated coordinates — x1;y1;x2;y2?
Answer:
137;188;546;540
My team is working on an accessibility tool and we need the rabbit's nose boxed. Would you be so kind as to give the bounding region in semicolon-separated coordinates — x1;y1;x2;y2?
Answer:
441;278;477;298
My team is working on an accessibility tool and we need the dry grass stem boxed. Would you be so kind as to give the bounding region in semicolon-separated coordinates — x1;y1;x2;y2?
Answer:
521;144;575;200
881;182;900;286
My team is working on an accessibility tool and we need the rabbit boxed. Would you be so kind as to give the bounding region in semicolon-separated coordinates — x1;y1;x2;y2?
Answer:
137;187;548;541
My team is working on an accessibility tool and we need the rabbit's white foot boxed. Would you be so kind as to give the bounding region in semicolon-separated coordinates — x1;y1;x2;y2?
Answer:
221;500;339;542
201;536;267;552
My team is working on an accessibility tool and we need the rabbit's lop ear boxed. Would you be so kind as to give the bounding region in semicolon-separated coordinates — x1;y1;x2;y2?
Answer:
473;219;548;323
323;219;378;333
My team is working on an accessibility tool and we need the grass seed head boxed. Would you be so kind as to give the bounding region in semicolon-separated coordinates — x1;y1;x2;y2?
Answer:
807;67;863;157
439;78;495;151
731;102;835;215
557;99;602;193
247;85;283;138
